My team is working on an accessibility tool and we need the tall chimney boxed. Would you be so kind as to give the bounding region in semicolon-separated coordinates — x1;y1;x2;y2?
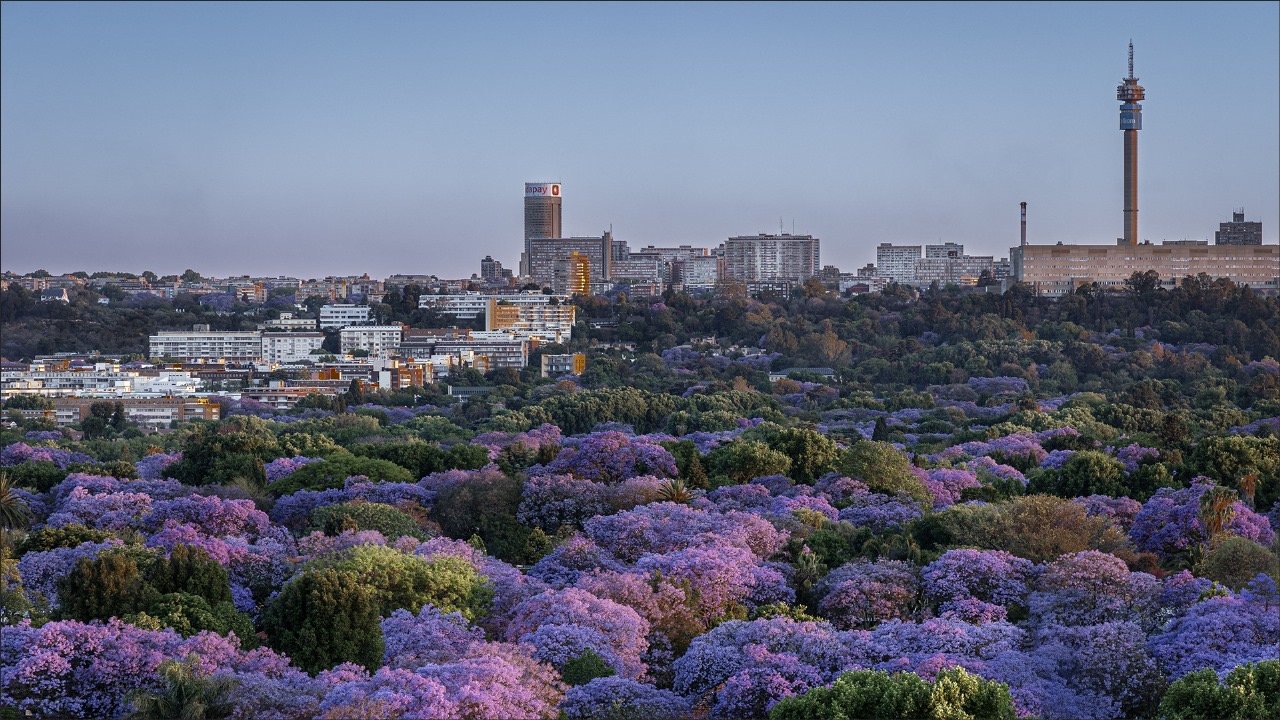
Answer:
1020;202;1027;247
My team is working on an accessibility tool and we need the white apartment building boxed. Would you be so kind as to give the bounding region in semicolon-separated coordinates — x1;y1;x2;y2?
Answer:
675;255;723;290
261;312;318;331
420;291;565;321
149;327;263;363
319;304;373;330
261;332;326;364
723;234;820;282
486;299;576;343
340;325;403;357
875;244;923;283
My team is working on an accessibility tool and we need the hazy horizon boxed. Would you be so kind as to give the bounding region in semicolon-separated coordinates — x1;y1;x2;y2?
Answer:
3;1;1278;279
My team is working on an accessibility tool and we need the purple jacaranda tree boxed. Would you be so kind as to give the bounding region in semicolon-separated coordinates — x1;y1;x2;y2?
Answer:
583;502;787;563
560;677;691;720
536;431;677;484
506;587;649;680
1129;478;1275;563
922;548;1034;608
815;559;921;629
1027;550;1161;628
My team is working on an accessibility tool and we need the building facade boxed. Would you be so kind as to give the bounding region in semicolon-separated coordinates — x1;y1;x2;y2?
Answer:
523;182;563;275
1011;242;1280;297
149;327;263;363
339;325;403;357
1215;211;1263;246
526;233;614;289
723;234;820;282
875;244;923;283
319;304;373;330
261;332;326;364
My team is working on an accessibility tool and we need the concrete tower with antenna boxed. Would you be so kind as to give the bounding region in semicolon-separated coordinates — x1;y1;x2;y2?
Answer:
1117;41;1145;245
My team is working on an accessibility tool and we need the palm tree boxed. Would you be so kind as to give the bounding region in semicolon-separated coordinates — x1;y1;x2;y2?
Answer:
657;477;693;504
0;472;32;533
126;656;237;720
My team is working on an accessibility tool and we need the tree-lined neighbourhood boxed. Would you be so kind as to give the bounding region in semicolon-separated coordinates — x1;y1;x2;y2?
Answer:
1;275;1279;719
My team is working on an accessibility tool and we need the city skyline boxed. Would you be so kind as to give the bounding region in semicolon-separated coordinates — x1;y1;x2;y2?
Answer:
2;2;1278;279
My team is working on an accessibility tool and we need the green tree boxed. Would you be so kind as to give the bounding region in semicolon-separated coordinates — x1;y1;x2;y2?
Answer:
261;568;385;674
1193;536;1279;590
312;501;427;540
1157;661;1280;720
305;545;493;620
57;553;159;621
145;544;232;604
838;441;931;504
706;440;792;486
267;454;413;496
770;667;1015;720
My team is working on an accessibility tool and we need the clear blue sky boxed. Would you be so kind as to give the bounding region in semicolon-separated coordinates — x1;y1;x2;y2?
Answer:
2;1;1277;279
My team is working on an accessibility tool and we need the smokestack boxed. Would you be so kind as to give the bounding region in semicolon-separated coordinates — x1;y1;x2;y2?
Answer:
1020;202;1027;247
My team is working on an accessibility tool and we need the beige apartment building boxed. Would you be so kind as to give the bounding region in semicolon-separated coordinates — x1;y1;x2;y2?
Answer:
1011;242;1280;297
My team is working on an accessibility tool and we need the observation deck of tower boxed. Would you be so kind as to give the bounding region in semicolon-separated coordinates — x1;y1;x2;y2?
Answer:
1117;41;1145;246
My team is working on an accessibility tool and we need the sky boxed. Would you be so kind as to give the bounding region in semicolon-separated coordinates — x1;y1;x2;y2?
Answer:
2;1;1277;280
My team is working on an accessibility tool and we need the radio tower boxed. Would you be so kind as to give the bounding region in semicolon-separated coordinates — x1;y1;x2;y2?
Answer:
1117;41;1145;245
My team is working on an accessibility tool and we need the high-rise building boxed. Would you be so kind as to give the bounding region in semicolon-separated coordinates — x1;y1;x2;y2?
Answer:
1117;42;1145;245
559;251;592;295
875;244;922;283
1215;210;1263;246
723;234;820;282
523;182;562;275
527;232;613;289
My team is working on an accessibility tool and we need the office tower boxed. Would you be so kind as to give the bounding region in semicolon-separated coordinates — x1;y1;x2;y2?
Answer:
1117;42;1145;245
1215;210;1263;245
523;182;562;275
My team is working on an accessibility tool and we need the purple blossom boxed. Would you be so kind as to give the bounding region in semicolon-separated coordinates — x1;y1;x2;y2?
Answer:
922;549;1034;607
583;502;787;563
917;467;981;508
1;441;95;469
518;474;610;532
1073;495;1143;531
560;677;690;720
382;605;486;668
837;492;924;532
1027;551;1160;628
1130;479;1275;561
1107;443;1160;473
536;431;677;484
815;559;920;629
506;588;649;680
528;535;626;589
15;539;127;607
263;455;322;483
135;452;182;480
316;666;455;719
1150;588;1280;678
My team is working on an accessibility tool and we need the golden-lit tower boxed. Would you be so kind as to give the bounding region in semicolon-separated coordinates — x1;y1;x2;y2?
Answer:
1117;41;1145;245
567;251;591;295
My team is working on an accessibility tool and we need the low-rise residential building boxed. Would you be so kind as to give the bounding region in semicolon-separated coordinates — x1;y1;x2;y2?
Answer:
261;312;318;331
319;304;373;330
541;353;586;378
261;332;326;364
1011;241;1280;297
149;326;263;363
486;298;576;343
420;291;565;321
339;325;403;357
50;396;220;428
